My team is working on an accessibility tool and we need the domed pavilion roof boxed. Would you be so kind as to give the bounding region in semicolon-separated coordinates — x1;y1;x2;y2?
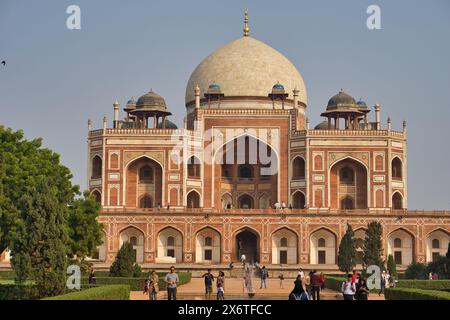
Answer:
185;36;307;106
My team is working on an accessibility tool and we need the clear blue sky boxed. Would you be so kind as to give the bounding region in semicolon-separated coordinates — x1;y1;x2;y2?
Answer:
1;0;449;209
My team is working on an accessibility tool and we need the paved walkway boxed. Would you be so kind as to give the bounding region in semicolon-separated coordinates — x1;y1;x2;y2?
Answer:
130;277;384;300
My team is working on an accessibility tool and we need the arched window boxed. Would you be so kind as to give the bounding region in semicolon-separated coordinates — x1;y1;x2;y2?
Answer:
238;194;253;209
392;193;403;210
91;190;101;203
292;157;305;180
280;237;288;247
394;238;402;248
187;191;200;208
205;236;212;247
340;196;354;210
187;156;201;178
167;236;175;246
339;167;354;184
92;156;102;179
130;236;138;246
238;165;253;179
392;158;402;180
139;165;153;183
432;239;440;249
318;238;326;247
292;192;306;209
139;194;152;208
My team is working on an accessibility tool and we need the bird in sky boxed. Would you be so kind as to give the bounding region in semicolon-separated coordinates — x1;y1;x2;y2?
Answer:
1;61;5;66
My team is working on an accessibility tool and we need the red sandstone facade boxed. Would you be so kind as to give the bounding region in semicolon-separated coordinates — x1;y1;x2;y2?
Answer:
84;23;450;269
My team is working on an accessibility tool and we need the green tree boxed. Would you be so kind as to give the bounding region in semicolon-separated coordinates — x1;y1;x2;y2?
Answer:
387;254;397;277
11;179;68;297
67;191;103;261
363;221;384;270
426;255;449;279
0;126;77;254
110;242;136;277
405;262;427;279
338;224;357;273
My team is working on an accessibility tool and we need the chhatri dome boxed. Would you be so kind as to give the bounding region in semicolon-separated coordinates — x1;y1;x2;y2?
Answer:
185;11;307;107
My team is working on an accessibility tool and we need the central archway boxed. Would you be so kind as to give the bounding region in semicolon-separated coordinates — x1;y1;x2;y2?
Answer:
214;134;279;209
329;158;368;209
125;156;163;208
235;228;260;263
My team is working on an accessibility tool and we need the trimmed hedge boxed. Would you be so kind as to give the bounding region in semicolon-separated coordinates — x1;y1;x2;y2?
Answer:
0;285;40;300
385;287;450;300
323;276;346;292
43;285;130;300
80;272;192;291
396;280;450;291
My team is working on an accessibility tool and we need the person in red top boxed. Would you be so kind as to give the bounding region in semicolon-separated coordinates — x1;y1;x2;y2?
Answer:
319;272;325;289
351;270;357;283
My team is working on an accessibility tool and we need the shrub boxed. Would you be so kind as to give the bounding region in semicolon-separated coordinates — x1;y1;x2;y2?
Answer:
396;280;450;291
384;287;450;300
426;255;449;279
109;242;135;277
0;284;40;300
43;285;130;300
133;263;142;278
80;272;192;291
405;262;427;279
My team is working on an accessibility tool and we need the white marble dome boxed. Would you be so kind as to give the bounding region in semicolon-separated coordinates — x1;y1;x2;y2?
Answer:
185;36;307;106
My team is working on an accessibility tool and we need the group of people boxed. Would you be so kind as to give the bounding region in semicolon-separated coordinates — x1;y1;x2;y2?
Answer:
201;269;226;300
340;271;370;300
288;269;325;300
143;266;180;300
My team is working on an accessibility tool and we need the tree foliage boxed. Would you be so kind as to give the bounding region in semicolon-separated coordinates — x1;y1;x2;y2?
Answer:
0;126;103;296
338;224;357;273
405;262;427;279
110;242;139;277
363;221;384;270
387;254;397;277
11;180;68;297
67;191;103;260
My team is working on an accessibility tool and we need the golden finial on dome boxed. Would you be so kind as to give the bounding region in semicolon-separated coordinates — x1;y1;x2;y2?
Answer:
243;9;249;37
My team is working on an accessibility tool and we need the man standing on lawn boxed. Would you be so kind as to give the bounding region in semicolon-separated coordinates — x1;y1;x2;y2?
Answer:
165;266;179;300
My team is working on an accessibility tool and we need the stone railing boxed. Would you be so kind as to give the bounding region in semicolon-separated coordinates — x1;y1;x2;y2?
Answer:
88;128;199;138
291;129;405;138
100;207;450;217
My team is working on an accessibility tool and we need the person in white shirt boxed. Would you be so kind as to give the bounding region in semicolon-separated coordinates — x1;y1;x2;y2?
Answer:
341;274;356;300
298;269;305;279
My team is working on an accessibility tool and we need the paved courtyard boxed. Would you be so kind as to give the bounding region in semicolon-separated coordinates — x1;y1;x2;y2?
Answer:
130;277;385;300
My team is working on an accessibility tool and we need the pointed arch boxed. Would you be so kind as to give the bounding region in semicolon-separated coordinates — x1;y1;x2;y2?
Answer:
271;227;299;264
291;190;306;209
186;190;201;208
392;191;404;209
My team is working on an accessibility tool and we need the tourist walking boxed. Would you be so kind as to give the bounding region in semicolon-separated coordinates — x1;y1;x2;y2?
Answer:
289;278;309;300
379;270;388;295
310;270;321;300
201;269;215;299
355;278;369;300
278;273;284;288
149;270;159;300
303;271;312;299
341;274;356;300
165;266;179;300
217;271;225;300
298;268;305;279
260;266;268;289
88;268;96;285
